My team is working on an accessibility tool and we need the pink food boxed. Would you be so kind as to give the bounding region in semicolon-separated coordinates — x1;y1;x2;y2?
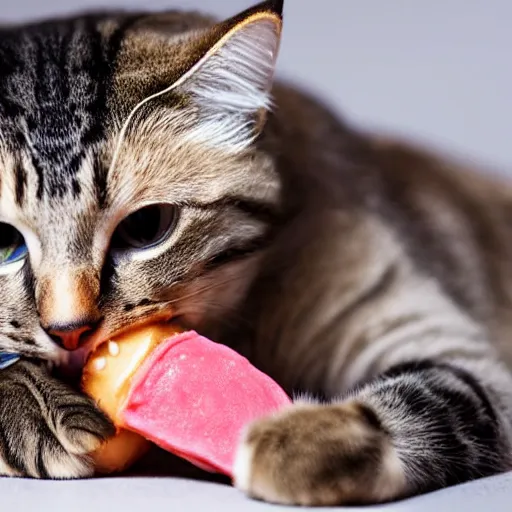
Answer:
119;331;292;476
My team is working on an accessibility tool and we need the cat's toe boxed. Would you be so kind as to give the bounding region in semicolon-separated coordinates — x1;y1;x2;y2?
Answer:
38;401;114;478
54;397;115;456
40;445;96;479
233;402;406;506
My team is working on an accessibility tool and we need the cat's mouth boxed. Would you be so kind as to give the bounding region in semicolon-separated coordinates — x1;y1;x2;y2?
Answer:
55;311;178;385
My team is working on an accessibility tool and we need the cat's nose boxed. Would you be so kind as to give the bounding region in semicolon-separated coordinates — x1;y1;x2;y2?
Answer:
47;321;96;351
37;267;101;351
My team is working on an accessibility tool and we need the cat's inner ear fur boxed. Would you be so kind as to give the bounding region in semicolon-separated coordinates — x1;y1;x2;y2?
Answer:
176;10;282;151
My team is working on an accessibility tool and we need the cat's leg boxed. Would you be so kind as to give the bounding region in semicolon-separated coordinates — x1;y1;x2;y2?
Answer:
0;360;114;478
233;356;512;506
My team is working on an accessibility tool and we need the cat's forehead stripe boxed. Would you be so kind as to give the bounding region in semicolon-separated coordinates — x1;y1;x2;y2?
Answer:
0;18;117;200
13;156;27;207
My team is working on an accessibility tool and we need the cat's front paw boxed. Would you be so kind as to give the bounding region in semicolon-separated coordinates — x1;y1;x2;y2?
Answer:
0;361;115;479
233;402;407;506
52;394;115;459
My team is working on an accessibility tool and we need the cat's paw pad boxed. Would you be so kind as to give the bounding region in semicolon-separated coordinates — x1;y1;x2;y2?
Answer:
233;402;406;506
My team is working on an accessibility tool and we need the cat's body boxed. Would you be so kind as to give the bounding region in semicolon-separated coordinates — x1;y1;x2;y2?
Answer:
1;0;512;506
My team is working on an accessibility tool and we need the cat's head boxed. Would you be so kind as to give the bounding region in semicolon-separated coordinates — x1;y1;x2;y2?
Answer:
0;1;284;368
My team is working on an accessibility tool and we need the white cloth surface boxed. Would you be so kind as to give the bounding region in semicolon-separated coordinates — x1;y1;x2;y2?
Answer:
3;472;512;512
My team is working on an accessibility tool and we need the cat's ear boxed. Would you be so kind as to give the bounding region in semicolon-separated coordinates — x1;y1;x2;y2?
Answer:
121;1;284;153
175;1;283;151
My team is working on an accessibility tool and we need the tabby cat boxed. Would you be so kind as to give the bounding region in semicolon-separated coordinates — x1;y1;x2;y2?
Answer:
0;0;512;506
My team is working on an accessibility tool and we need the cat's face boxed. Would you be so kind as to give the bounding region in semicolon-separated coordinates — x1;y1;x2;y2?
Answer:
0;3;283;368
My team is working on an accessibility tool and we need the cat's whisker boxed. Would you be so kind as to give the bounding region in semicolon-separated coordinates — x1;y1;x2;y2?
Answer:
162;274;245;306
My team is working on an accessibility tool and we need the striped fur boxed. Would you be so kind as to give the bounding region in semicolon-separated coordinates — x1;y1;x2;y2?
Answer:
0;0;512;505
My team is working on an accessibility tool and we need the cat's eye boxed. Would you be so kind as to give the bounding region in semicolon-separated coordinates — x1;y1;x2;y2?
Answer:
111;204;178;252
0;223;28;266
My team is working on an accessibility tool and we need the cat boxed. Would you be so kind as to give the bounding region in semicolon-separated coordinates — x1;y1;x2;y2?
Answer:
1;0;512;506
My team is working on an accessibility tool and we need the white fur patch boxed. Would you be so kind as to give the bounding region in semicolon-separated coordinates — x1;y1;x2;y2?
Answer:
232;432;256;493
45;453;91;479
0;458;17;477
182;17;281;151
